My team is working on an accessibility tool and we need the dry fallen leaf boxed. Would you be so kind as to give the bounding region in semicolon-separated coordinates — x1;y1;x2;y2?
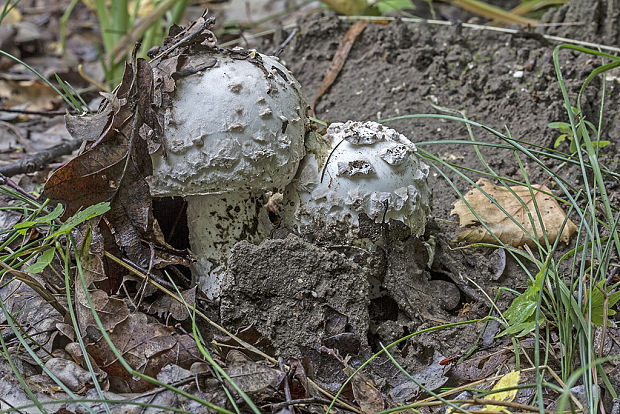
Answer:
451;179;577;247
86;312;201;393
0;80;59;112
224;360;283;394
389;352;449;403
343;358;384;413
44;58;186;271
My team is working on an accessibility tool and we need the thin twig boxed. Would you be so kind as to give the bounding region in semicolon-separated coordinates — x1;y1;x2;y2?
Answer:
278;357;293;414
272;29;297;57
0;173;39;201
0;108;69;117
0;139;84;178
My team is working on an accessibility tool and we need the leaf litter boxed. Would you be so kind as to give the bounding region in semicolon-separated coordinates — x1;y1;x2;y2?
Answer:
1;1;618;413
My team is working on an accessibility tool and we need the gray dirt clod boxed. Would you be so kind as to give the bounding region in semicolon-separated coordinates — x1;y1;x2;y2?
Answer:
220;234;370;358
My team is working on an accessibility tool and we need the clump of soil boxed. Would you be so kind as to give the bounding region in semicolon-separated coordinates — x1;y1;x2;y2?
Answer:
539;0;620;44
220;234;371;358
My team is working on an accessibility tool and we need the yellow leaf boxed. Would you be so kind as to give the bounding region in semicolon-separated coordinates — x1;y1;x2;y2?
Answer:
451;179;577;247
3;6;21;23
321;0;368;15
482;370;521;411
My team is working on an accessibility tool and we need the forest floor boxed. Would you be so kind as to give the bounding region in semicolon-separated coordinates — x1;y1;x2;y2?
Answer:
0;0;619;412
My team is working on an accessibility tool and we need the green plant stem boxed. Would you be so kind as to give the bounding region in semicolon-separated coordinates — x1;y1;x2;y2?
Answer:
59;0;80;56
0;329;45;413
170;0;189;24
63;242;112;414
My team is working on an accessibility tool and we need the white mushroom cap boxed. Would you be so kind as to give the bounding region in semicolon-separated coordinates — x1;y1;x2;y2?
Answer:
286;121;430;237
148;52;307;196
145;50;309;298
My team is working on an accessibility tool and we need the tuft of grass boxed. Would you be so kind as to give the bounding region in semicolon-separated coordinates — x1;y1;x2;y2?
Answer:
61;0;189;89
369;43;619;413
550;106;610;153
0;192;236;412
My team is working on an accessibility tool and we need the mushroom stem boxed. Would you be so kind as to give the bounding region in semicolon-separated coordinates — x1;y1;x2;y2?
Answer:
187;192;272;297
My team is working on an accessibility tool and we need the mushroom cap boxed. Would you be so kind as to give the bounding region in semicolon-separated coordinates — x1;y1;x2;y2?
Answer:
287;121;431;236
148;52;308;196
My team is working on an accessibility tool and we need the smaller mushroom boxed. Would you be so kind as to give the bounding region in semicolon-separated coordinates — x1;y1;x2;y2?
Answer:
283;121;431;241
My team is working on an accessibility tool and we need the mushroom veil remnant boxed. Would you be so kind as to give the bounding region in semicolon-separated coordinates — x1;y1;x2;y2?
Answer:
148;50;308;298
284;121;430;240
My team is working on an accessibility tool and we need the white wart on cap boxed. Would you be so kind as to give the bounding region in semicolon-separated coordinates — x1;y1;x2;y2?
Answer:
286;121;430;239
148;51;308;298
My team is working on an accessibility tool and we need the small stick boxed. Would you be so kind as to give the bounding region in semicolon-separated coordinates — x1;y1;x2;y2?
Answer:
0;139;83;177
272;29;297;57
0;108;69;117
0;173;39;202
278;357;293;414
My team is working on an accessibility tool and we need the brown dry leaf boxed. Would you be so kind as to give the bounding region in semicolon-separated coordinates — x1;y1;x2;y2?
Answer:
451;179;578;247
0;277;65;357
43;102;127;216
288;358;310;399
0;80;59;111
74;234;199;393
75;235;130;329
451;350;513;382
343;359;384;413
224;360;283;394
147;286;196;321
44;58;186;270
86;312;201;393
310;20;367;117
218;325;276;360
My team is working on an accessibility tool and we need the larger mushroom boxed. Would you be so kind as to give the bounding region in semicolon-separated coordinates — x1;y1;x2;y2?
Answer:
148;51;308;298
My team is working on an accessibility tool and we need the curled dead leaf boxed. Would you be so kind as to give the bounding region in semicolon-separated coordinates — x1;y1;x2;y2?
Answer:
343;358;384;413
451;179;577;247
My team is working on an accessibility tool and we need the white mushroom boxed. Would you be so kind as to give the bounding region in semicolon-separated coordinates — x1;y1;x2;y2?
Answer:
148;52;308;298
284;121;430;240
